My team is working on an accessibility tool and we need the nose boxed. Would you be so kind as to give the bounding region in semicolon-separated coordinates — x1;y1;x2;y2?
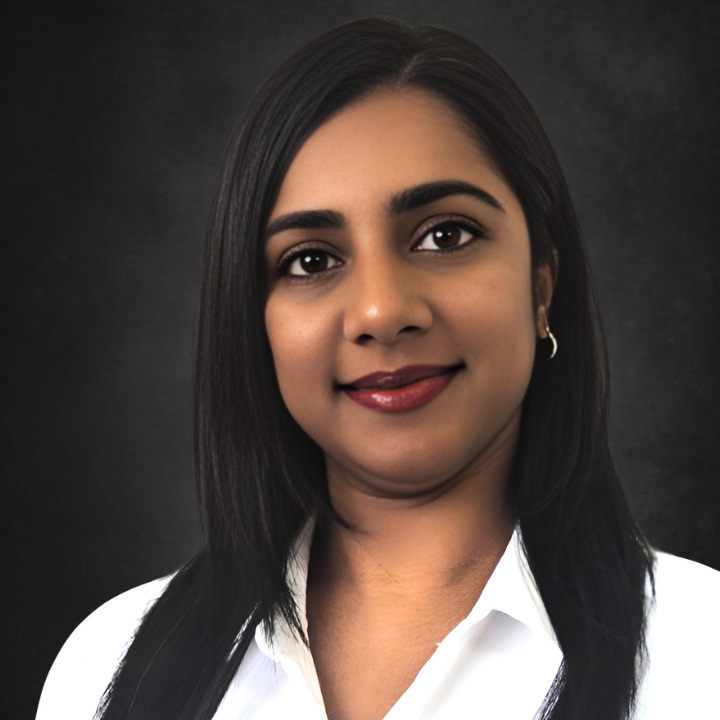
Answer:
342;252;433;345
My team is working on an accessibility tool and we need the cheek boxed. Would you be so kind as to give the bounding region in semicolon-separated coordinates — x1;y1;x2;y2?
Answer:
264;295;336;410
445;268;537;350
449;269;538;412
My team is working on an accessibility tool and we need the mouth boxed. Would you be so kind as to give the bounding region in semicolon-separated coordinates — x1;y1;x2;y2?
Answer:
338;364;464;413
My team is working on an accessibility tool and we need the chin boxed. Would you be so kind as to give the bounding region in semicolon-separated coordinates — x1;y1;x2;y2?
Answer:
341;445;484;497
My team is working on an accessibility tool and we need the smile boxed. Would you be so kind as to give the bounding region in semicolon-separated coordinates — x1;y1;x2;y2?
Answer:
339;364;463;413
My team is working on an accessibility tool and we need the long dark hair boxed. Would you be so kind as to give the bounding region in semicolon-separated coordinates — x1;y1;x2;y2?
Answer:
97;16;654;720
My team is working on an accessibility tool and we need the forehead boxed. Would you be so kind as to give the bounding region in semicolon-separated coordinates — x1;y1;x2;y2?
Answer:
270;89;517;221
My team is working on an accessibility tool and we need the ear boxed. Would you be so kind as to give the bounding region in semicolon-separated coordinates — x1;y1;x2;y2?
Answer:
535;250;557;338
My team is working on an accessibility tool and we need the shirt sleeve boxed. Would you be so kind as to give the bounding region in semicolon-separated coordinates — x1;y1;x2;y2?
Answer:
35;578;170;720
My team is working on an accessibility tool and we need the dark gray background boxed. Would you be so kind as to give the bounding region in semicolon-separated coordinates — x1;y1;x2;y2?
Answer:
3;0;718;717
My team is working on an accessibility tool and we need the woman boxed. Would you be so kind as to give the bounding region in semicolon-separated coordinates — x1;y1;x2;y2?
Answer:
36;16;719;720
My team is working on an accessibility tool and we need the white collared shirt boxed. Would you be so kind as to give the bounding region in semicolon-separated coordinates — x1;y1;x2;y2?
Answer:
36;525;720;719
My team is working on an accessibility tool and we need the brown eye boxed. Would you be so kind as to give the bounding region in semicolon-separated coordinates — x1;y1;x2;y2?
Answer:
300;252;328;273
285;249;341;276
432;225;462;248
413;221;480;252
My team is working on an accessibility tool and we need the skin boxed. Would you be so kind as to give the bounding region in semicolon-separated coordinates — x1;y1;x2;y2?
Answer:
264;89;554;720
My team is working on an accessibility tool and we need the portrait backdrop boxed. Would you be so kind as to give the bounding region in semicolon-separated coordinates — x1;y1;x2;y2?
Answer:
3;0;718;717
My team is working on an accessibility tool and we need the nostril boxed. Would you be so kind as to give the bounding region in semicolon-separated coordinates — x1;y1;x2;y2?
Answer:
399;325;421;334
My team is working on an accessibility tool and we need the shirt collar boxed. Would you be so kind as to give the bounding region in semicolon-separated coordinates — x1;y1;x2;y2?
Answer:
461;528;557;643
254;521;558;673
254;519;322;701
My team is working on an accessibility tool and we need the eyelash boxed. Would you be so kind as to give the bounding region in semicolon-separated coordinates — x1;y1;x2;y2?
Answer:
275;217;486;279
413;216;486;253
275;243;342;280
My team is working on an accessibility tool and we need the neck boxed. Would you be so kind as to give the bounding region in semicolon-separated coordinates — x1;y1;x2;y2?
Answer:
312;451;516;596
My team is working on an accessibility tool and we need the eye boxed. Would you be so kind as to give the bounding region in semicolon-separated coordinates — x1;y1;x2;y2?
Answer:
412;220;483;252
283;248;342;277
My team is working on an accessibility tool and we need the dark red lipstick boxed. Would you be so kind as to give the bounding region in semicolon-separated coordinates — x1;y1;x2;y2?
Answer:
340;364;462;413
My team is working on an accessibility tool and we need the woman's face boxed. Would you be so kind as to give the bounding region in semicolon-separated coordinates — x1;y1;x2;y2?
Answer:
264;90;553;498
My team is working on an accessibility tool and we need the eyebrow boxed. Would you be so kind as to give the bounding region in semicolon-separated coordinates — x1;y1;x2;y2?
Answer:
264;209;344;240
264;180;504;240
388;180;505;215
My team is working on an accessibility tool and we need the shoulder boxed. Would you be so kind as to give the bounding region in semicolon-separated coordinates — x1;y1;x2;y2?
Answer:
635;552;720;718
648;551;720;635
36;576;171;720
653;549;720;595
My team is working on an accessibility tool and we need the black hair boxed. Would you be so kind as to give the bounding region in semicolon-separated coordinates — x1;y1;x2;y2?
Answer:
96;16;654;720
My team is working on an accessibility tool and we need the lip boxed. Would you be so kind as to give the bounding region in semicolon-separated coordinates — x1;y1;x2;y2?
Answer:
339;364;462;413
